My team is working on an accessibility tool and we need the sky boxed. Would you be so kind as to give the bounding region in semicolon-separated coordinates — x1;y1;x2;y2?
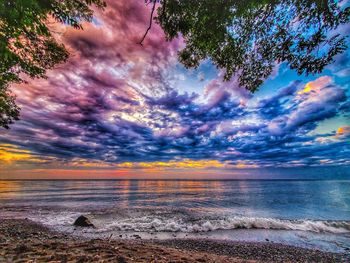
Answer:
0;0;349;179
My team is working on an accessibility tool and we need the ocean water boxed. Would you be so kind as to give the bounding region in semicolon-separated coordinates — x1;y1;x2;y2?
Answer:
0;179;349;252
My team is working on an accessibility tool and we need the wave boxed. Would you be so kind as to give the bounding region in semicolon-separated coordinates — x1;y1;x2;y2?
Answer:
104;216;350;234
29;208;350;235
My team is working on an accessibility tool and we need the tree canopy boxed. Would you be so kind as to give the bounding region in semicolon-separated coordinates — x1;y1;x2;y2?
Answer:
0;0;349;129
0;0;105;128
154;0;350;92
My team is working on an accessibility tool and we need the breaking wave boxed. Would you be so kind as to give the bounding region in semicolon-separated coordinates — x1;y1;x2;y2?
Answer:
104;216;350;234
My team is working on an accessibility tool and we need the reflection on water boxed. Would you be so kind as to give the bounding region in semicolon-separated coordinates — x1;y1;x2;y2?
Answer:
0;180;350;220
0;180;22;199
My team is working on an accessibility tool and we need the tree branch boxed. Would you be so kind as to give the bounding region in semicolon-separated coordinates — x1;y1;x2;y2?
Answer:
138;0;157;45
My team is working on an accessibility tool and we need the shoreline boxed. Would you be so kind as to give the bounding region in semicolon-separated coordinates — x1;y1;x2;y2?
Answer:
0;219;348;262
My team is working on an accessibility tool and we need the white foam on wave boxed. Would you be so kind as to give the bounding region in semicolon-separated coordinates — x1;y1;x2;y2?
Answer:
25;208;350;235
103;216;350;234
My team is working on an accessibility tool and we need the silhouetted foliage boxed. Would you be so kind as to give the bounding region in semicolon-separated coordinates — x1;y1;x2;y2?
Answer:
0;84;19;129
1;0;349;129
154;0;350;92
0;0;105;128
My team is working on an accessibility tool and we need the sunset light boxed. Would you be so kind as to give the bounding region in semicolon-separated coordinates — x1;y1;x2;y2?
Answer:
0;0;349;262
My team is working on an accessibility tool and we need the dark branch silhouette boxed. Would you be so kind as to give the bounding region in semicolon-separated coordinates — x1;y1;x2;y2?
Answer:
138;0;157;46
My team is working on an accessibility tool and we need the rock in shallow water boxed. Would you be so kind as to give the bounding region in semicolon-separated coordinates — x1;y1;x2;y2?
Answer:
73;215;94;228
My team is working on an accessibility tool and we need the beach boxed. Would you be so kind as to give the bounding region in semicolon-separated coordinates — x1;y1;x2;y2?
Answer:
0;218;348;263
1;180;350;262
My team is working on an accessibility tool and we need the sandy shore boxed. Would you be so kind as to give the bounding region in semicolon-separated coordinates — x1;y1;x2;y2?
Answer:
0;219;348;263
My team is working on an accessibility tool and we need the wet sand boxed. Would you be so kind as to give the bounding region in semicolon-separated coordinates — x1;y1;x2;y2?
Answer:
0;219;348;262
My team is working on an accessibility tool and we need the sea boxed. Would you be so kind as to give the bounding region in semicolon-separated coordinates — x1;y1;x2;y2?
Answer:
0;179;349;253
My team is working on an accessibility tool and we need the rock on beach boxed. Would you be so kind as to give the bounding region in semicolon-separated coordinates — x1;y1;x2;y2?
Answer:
73;215;95;228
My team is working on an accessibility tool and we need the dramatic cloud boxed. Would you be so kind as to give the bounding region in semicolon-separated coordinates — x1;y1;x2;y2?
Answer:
0;0;349;176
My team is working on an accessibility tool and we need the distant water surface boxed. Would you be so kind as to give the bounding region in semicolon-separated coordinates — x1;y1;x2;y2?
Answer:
0;179;349;252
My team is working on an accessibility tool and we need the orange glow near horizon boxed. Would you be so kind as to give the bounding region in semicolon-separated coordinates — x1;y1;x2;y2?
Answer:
0;144;228;170
58;158;229;171
0;168;249;180
0;142;262;179
0;144;39;164
115;159;226;169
